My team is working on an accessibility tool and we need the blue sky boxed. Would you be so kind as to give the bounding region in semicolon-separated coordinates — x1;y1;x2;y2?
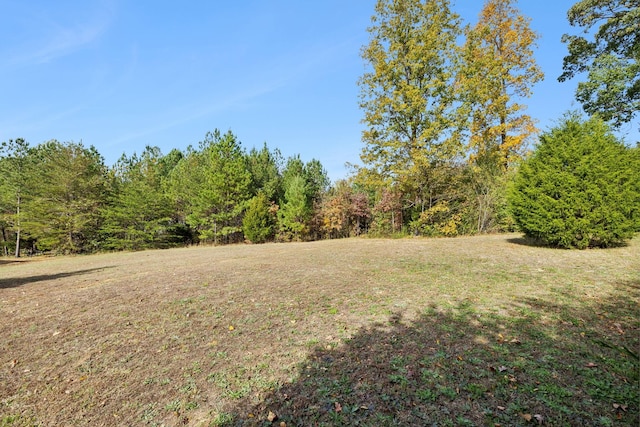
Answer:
1;1;637;181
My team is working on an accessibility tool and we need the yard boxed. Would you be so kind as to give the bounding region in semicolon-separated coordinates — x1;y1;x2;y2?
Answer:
1;234;638;426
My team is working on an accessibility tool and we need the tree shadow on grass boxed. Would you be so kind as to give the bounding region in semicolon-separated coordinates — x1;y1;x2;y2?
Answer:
0;267;114;289
506;235;632;249
0;259;23;266
221;284;639;426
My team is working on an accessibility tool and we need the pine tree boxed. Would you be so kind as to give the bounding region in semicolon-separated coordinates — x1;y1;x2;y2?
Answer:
167;130;251;244
25;141;108;253
0;138;31;257
101;146;179;250
278;175;311;240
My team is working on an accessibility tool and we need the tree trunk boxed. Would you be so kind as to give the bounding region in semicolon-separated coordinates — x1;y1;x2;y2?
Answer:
14;195;21;258
1;225;8;257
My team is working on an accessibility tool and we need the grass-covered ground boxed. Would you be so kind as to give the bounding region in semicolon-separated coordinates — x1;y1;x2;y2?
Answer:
1;234;638;426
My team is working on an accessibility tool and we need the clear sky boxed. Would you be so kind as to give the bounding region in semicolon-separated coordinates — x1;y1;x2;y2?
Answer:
1;1;637;181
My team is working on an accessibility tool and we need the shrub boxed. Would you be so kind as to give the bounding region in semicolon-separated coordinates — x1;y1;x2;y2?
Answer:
508;114;639;249
242;193;276;243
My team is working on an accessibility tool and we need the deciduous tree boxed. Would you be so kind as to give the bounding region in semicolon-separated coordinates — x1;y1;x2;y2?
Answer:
459;0;544;170
359;0;465;179
559;0;639;128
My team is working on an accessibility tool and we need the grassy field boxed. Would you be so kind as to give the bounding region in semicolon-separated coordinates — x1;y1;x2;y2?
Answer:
1;234;638;426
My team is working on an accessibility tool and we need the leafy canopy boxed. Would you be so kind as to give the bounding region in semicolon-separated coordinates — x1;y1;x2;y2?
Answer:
559;0;639;128
359;0;464;179
460;0;543;169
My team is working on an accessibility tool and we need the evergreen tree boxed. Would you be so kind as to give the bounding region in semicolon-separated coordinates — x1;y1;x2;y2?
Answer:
243;192;277;243
0;138;32;257
247;143;283;202
168;130;251;244
100;146;180;250
509;113;639;248
25;141;109;253
278;175;311;240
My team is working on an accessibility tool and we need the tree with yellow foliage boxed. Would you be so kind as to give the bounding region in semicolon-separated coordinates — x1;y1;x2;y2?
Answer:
359;0;465;179
459;0;544;170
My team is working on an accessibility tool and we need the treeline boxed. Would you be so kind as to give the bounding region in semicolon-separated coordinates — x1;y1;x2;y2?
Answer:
0;131;328;255
0;128;521;256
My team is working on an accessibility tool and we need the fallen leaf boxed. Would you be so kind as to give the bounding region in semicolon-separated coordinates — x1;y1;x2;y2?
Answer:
613;403;628;411
267;411;277;422
520;413;532;421
498;366;508;372
334;402;342;412
496;406;506;411
534;414;544;424
585;362;598;368
280;422;286;427
510;338;521;344
10;359;17;368
228;325;235;331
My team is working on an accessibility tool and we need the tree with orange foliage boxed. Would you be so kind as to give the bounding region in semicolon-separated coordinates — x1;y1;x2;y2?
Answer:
459;0;544;170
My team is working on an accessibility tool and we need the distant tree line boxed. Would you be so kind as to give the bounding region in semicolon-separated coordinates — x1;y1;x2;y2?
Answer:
0;131;369;255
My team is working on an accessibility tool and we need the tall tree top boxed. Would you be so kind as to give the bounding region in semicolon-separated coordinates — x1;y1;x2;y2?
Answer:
559;0;639;128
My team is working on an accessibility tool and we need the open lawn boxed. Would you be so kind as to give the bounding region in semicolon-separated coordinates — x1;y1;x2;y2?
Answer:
1;234;638;426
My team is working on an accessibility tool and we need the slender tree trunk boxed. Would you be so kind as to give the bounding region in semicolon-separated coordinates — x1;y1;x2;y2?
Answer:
14;195;21;258
1;224;8;257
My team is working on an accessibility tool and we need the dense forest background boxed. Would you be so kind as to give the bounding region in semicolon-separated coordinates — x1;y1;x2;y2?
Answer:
1;0;638;255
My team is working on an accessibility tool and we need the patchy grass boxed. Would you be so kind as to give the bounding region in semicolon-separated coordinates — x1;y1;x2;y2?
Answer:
0;234;638;426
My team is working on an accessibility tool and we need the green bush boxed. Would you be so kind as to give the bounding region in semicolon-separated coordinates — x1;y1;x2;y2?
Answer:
508;114;639;249
242;193;276;243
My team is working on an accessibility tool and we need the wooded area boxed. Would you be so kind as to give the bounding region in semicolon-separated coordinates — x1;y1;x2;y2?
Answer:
1;0;638;255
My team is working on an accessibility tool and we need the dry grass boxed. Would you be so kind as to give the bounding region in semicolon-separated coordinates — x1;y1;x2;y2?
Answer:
1;234;638;426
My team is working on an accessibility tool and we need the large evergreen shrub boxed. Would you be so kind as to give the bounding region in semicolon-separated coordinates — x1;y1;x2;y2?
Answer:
242;193;276;243
508;114;639;249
